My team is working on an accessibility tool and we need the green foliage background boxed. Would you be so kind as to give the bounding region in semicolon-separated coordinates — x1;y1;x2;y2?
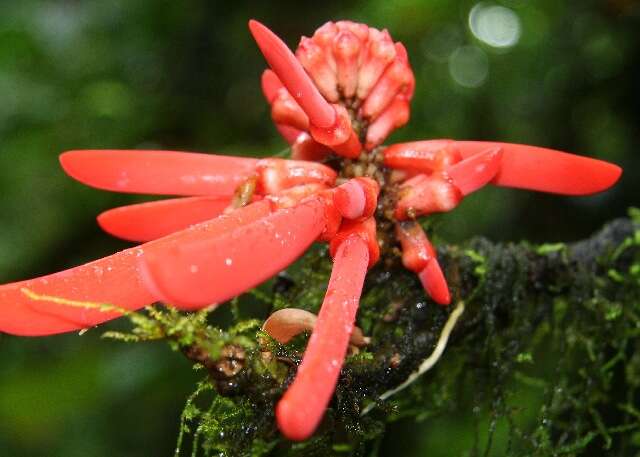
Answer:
0;1;638;456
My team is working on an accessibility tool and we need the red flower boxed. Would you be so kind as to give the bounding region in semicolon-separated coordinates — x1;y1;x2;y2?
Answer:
0;19;621;441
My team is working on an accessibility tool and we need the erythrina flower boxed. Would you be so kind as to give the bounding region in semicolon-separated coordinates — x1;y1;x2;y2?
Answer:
0;19;621;441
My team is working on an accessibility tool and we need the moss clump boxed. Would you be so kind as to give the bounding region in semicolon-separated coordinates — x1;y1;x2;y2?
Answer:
108;215;640;456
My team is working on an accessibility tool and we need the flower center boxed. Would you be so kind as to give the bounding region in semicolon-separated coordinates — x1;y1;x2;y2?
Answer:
330;109;403;264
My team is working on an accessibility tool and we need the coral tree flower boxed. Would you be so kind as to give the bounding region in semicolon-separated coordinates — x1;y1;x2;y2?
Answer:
0;19;622;441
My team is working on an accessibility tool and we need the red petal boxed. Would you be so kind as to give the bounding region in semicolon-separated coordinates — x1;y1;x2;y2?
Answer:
361;58;413;120
60;150;259;196
395;221;451;305
356;28;397;100
455;141;622;195
333;178;379;220
308;103;362;158
383;140;462;172
0;201;273;336
276;124;305;145
333;30;360;98
276;234;369;441
290;132;331;161
270;89;310;131
394;173;462;219
446;147;502;196
98;196;233;242
418;258;451;306
333;180;366;219
328;217;380;267
249;20;336;129
395;221;434;272
261;69;283;103
256;158;337;194
365;94;410;149
0;251;154;336
140;197;327;310
296;36;339;102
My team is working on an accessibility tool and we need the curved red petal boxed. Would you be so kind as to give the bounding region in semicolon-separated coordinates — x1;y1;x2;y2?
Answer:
0;249;154;336
98;196;233;243
333;180;366;219
419;258;451;306
446;147;502;196
60;150;259;196
365;94;410;149
455;141;622;195
333;178;379;221
249;20;336;129
276;124;305;145
308;103;362;158
140;197;327;310
333;30;360;99
394;173;462;219
256;158;337;194
395;221;434;272
0;201;273;336
290;132;331;161
261;69;283;103
276;234;369;441
383;140;462;172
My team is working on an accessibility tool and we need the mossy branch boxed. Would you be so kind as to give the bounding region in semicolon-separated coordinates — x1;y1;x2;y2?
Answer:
110;215;640;456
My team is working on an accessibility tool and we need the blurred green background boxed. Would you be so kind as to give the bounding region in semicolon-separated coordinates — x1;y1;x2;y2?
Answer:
0;1;638;456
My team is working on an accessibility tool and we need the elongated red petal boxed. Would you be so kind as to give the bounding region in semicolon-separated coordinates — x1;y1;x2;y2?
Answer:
361;58;413;120
357;28;397;100
261;69;283;103
454;141;622;195
395;221;451;305
365;94;410;149
290;132;331;161
446;147;502;196
276;234;369;441
329;217;380;267
257;158;337;194
140;197;327;310
394;173;462;219
383;140;462;172
395;221;433;272
419;258;451;306
98;196;234;242
333;30;360;98
60;150;259;196
0;201;273;336
271;89;310;131
249;20;336;128
0;250;155;336
296;36;339;102
308;103;362;158
333;180;365;219
333;178;379;220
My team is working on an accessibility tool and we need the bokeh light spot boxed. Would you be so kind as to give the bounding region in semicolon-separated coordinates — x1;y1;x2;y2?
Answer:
469;3;521;49
421;25;464;63
448;46;489;88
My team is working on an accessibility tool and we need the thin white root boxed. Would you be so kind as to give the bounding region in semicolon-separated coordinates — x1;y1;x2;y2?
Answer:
361;301;465;416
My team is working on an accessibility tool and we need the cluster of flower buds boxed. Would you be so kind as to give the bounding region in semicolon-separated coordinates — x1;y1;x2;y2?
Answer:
253;20;414;159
